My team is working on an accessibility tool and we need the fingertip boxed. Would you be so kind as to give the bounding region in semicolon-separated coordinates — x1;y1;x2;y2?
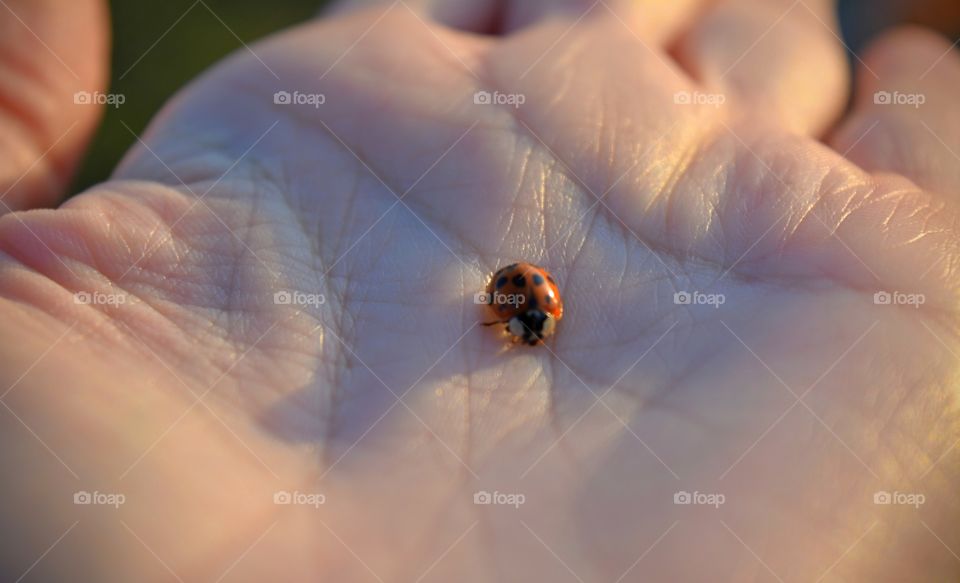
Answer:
832;25;960;196
0;0;110;214
322;0;502;35
861;25;958;67
674;0;849;136
855;25;960;91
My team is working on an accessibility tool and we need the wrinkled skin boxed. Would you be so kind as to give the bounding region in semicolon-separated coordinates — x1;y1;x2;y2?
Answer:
1;0;959;581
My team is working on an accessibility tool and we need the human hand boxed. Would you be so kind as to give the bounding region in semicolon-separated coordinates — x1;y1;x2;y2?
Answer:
1;0;959;581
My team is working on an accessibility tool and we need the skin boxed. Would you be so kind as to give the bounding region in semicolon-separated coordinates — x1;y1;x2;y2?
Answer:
0;0;959;581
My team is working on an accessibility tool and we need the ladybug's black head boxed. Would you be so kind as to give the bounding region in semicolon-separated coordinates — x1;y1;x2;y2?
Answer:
507;309;556;345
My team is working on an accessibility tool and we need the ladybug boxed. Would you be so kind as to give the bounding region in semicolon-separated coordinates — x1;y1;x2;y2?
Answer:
482;262;564;345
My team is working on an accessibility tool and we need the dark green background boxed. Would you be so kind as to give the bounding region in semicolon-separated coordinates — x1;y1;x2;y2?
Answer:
75;0;959;192
75;0;323;191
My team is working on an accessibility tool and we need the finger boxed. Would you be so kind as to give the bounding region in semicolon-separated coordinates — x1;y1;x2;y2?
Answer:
326;0;704;42
501;0;704;42
0;0;108;215
324;0;501;34
673;0;848;136
830;26;960;196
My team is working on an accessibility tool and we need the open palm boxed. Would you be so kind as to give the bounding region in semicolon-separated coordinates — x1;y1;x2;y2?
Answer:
1;0;959;581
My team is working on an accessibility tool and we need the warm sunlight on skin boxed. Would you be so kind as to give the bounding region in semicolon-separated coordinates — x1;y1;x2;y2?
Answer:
0;0;959;581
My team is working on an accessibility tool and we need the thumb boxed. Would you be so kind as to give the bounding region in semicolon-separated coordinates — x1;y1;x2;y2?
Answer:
0;0;108;215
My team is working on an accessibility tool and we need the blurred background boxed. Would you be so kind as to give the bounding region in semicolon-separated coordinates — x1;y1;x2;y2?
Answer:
74;0;960;192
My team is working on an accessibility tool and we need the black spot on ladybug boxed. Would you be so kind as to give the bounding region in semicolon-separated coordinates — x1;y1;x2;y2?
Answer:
533;274;544;286
496;276;508;289
544;295;551;305
512;275;526;287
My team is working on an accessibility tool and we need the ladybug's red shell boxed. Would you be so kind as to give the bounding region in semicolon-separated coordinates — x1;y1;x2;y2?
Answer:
484;262;563;344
